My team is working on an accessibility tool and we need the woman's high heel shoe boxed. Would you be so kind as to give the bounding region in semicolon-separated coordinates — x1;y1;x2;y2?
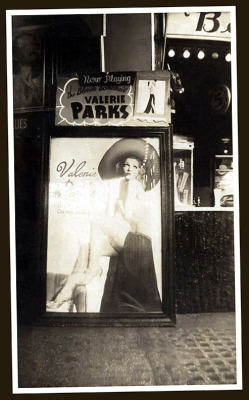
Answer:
46;299;73;312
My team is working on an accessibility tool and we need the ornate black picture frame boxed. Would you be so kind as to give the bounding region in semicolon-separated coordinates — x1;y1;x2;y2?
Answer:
16;125;175;326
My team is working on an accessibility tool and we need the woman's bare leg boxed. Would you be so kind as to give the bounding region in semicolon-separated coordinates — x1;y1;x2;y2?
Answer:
69;217;130;286
54;223;120;304
73;285;87;312
53;243;90;304
72;226;120;312
54;217;129;305
86;221;118;273
72;242;89;274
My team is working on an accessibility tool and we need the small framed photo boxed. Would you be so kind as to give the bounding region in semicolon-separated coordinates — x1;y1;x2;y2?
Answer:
12;27;51;112
134;71;171;122
16;126;175;326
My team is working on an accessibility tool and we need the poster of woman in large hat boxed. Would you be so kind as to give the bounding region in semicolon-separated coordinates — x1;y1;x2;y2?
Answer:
46;135;163;314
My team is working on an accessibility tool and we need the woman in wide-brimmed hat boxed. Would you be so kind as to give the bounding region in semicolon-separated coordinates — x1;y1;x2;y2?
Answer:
50;138;162;312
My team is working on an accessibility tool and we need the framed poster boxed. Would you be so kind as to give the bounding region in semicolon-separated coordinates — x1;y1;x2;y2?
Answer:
29;126;175;326
12;27;54;112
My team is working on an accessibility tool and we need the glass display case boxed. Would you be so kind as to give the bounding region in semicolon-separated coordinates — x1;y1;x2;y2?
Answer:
173;137;194;210
213;155;233;207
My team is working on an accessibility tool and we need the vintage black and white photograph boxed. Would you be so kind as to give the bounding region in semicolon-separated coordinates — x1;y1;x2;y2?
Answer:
6;6;241;393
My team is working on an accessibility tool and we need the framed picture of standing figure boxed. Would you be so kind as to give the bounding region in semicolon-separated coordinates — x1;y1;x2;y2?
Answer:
134;71;171;123
17;126;175;326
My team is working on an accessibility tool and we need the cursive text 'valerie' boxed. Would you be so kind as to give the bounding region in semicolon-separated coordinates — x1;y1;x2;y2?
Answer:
57;160;97;178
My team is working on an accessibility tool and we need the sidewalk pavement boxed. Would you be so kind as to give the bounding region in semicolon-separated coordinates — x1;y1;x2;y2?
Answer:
17;312;238;389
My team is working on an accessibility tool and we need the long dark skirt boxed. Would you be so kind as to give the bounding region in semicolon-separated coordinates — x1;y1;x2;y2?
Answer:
143;94;155;114
100;232;162;313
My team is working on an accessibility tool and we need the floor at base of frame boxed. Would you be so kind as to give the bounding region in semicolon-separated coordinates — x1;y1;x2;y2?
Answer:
17;312;237;388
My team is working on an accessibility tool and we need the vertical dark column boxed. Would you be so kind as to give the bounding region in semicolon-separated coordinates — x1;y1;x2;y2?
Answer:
105;14;152;72
14;113;49;323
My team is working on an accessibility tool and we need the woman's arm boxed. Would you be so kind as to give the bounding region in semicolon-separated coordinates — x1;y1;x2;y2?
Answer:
123;180;145;221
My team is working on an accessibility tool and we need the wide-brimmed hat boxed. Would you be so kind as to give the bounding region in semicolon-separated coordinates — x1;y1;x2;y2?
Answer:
98;138;160;189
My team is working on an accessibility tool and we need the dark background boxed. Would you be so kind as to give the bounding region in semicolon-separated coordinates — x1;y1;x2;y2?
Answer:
166;38;232;189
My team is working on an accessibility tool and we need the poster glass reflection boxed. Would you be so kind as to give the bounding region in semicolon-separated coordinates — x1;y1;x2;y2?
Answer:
45;132;173;322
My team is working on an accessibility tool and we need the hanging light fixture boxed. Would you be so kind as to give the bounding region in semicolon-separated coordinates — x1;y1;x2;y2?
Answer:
168;48;175;58
197;50;205;60
183;49;190;59
212;52;219;59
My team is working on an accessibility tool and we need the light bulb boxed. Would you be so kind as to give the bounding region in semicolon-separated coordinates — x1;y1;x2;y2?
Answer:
212;52;219;59
197;50;205;59
183;49;190;58
168;49;175;58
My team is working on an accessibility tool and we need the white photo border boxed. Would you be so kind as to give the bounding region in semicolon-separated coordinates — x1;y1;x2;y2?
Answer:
6;5;241;394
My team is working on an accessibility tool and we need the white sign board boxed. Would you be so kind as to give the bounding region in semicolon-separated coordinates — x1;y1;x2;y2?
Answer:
166;12;231;41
